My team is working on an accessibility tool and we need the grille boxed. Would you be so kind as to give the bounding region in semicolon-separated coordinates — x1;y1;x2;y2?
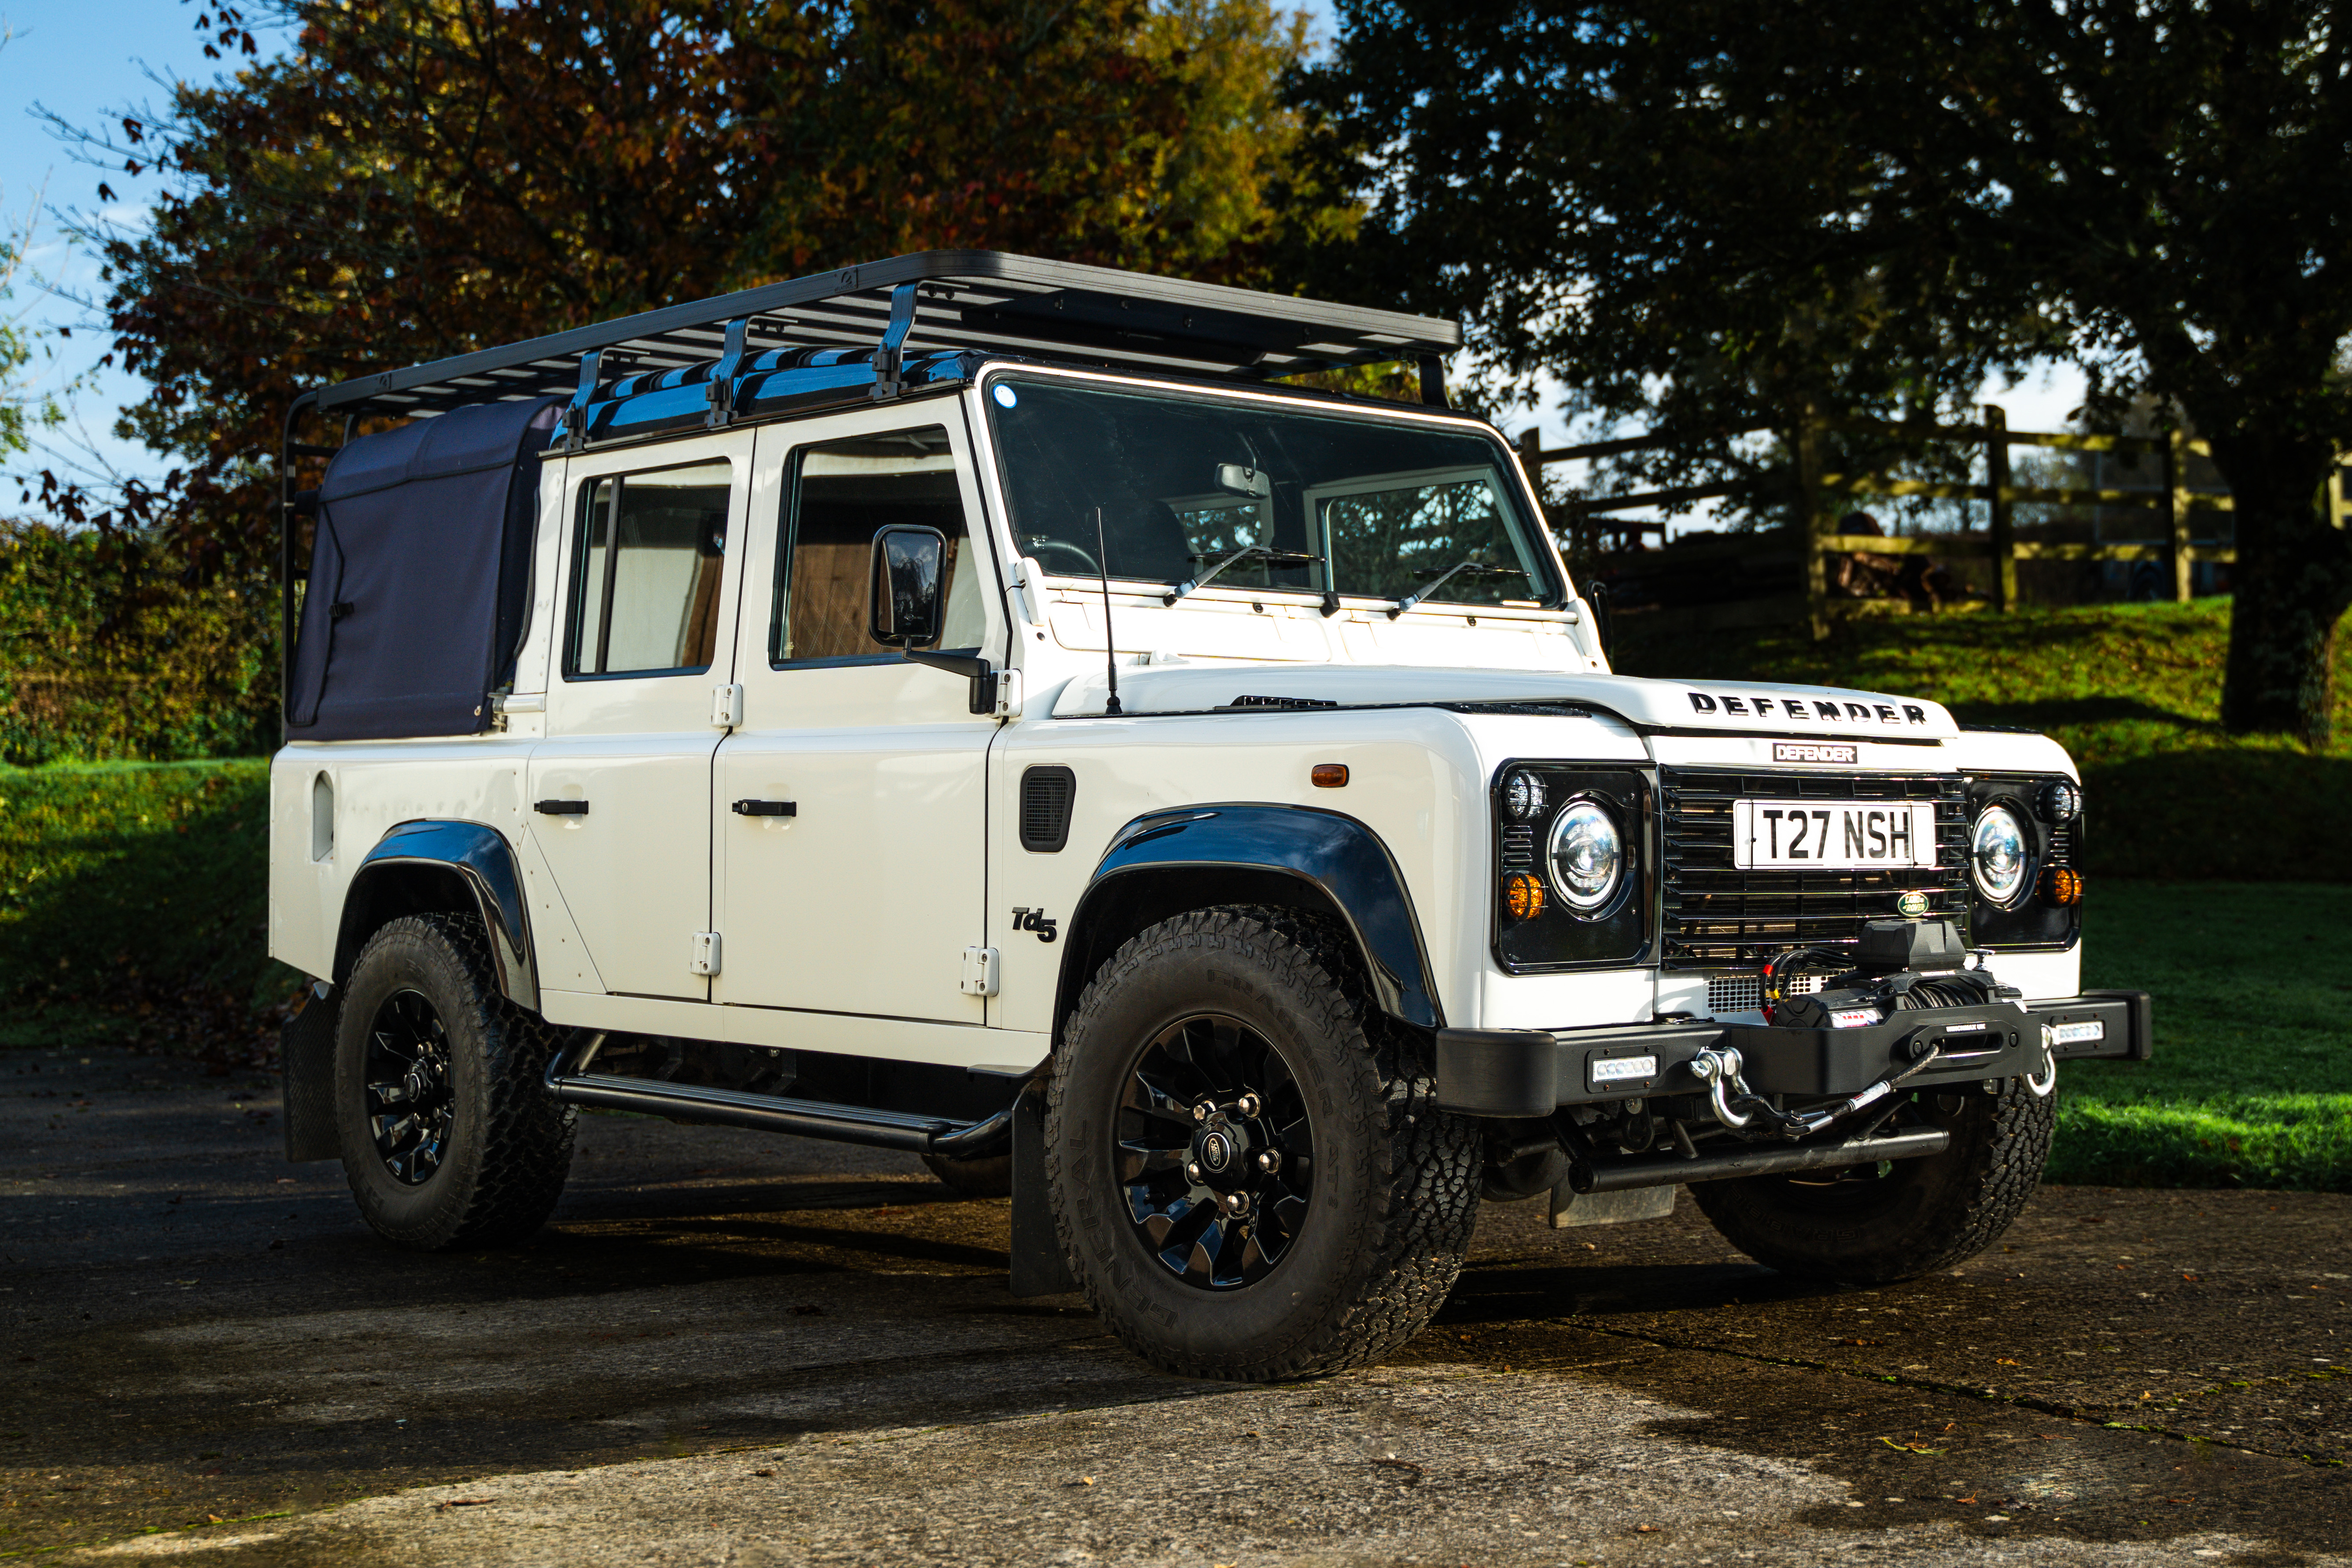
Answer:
1661;768;1969;967
1703;971;1824;1014
1019;765;1076;853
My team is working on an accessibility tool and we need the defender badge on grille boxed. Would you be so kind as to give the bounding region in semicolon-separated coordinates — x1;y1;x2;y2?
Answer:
1772;742;1858;764
1896;891;1931;917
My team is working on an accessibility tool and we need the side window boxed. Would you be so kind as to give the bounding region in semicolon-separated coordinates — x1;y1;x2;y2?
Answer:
566;461;732;678
771;426;985;664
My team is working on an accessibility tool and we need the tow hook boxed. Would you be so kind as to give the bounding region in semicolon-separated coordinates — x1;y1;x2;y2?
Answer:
1690;1043;1951;1141
2026;1029;2060;1097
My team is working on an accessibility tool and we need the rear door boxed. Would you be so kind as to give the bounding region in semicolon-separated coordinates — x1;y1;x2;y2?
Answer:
526;431;753;1002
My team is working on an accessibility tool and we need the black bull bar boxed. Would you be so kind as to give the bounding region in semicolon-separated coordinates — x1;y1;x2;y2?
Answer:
1435;990;2150;1188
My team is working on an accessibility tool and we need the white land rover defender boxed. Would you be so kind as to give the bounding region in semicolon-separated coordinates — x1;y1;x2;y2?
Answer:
272;252;2149;1382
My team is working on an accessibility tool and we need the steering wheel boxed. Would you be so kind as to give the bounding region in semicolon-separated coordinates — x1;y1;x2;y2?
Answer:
1027;538;1102;576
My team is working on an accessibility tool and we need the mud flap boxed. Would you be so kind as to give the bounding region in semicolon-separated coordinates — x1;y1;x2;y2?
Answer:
280;981;340;1162
1009;1078;1077;1296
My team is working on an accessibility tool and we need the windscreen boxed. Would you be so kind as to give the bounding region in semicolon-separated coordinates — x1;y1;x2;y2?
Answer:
985;378;1562;609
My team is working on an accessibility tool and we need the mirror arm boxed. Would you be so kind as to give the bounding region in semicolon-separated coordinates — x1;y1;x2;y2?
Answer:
904;648;997;715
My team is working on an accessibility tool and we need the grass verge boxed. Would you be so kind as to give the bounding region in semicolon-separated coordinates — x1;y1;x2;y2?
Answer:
1611;596;2352;880
2064;879;2352;1190
0;757;293;1061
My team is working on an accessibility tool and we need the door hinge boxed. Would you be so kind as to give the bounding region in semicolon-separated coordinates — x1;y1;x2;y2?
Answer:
993;668;1024;720
711;683;744;728
960;945;999;997
692;932;723;976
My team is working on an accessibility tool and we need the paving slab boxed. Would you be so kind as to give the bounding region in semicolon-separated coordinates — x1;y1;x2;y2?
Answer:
4;1042;2347;1565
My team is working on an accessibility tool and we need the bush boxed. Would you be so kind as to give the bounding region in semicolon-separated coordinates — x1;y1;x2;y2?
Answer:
0;520;277;766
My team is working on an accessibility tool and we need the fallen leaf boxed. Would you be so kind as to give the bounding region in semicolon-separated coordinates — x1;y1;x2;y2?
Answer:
1995;1358;2020;1366
1877;1437;1946;1455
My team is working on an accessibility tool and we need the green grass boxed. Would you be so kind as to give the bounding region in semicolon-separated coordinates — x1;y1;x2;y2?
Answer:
2062;879;2352;1191
1612;596;2352;880
0;757;293;1058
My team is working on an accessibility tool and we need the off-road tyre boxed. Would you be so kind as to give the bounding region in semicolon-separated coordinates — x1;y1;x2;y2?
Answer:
1046;905;1480;1382
921;1151;1014;1198
1692;1077;2056;1283
334;911;575;1251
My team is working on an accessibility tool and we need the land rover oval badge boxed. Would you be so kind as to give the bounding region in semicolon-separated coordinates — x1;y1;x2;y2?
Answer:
1896;891;1931;918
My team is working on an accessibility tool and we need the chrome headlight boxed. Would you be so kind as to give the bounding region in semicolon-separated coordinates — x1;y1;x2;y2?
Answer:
1547;799;1623;911
1969;804;2030;905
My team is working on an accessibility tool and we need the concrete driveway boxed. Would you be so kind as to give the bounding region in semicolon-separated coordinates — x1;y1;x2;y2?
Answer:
5;1041;2347;1565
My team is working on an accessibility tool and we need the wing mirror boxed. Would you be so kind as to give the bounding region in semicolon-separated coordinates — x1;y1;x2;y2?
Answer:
867;523;997;715
868;524;946;647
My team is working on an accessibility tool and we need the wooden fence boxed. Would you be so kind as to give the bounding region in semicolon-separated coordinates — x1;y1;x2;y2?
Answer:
1510;408;2352;635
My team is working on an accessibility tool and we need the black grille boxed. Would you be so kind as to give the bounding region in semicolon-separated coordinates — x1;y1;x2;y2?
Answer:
1019;765;1076;853
1660;768;1969;967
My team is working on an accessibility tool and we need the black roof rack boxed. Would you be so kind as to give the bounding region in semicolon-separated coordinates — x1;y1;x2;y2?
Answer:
302;250;1461;419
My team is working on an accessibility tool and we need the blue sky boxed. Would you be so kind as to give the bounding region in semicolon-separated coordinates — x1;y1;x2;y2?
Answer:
3;0;2080;524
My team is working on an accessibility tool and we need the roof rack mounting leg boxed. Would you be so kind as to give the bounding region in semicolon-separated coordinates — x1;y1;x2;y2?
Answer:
563;349;604;453
872;282;920;402
705;317;750;429
1416;352;1449;410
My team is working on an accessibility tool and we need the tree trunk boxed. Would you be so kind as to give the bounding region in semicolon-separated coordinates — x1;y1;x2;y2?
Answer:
2208;434;2352;746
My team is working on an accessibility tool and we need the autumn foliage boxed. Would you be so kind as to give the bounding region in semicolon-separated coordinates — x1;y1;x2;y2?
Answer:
71;0;1329;572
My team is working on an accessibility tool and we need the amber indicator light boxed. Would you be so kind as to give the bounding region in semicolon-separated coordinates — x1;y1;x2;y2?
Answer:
2041;866;2084;907
1501;871;1546;922
1311;763;1349;788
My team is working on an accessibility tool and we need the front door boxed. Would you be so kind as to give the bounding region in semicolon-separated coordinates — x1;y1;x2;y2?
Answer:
527;431;753;1002
714;407;1002;1026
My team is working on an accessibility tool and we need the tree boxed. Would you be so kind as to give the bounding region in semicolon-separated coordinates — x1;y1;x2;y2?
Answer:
1296;0;2352;744
50;0;1328;575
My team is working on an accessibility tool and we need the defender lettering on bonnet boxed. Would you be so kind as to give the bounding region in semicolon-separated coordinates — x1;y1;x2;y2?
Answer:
1689;690;1930;725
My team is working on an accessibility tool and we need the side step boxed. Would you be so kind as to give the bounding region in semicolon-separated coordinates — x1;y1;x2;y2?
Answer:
544;1066;1013;1158
1571;1127;1950;1194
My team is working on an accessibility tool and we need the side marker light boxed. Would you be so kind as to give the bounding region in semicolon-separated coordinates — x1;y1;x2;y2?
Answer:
1311;763;1349;788
1502;871;1546;922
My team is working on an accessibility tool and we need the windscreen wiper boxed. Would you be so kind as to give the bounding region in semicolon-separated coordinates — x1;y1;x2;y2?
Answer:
1386;560;1526;620
1162;545;1324;606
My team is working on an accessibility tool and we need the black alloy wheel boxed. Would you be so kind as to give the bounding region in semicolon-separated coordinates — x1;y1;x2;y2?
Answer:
1116;1014;1314;1291
363;988;456;1185
333;911;574;1251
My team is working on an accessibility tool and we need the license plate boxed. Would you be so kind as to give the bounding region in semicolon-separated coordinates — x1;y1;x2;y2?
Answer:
1731;800;1938;869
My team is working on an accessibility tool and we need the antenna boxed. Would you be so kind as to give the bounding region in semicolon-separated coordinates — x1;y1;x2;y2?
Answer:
1092;506;1122;717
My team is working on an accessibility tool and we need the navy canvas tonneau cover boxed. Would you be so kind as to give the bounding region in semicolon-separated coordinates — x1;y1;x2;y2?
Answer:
286;396;561;740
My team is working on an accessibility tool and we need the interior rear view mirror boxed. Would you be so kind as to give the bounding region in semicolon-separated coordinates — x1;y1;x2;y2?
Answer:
1216;463;1271;499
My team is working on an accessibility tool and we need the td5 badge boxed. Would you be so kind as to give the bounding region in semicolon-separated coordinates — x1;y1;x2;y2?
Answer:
1010;907;1059;943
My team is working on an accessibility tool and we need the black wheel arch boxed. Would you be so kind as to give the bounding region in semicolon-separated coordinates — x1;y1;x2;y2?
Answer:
333;820;538;1011
1051;804;1444;1049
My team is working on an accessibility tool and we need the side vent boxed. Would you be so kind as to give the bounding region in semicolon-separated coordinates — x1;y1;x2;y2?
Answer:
1020;765;1076;853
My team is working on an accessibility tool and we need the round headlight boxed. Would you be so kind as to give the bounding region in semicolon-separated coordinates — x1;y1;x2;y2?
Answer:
1970;804;2031;905
1503;769;1548;822
1547;799;1623;911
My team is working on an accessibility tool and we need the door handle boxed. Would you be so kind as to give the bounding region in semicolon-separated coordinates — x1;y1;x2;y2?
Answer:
731;799;796;818
534;799;590;816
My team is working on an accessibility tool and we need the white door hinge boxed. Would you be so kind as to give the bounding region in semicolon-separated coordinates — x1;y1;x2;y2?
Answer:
993;669;1023;720
960;945;999;996
692;931;723;976
711;683;744;728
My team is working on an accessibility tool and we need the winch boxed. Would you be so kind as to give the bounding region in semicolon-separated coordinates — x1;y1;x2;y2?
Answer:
1682;918;2055;1142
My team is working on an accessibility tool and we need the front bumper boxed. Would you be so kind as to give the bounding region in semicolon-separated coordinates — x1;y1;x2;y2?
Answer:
1436;990;2151;1119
